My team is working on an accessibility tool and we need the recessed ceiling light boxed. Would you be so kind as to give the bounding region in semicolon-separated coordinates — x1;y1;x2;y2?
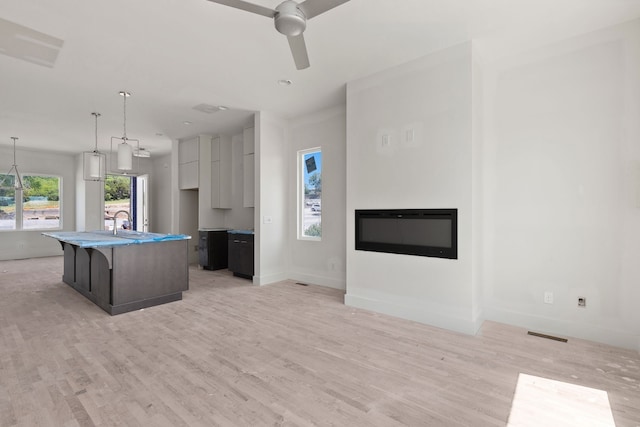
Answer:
278;79;292;86
218;105;229;111
183;121;192;125
155;132;164;136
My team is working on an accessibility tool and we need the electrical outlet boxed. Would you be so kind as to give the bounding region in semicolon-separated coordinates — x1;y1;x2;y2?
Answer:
544;291;554;304
578;297;586;308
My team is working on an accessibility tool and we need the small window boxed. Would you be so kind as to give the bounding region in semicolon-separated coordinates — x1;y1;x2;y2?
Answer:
22;175;61;230
298;148;322;240
0;174;61;231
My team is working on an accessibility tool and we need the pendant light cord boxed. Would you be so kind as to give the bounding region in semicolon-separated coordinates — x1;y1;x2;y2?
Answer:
92;112;101;152
120;91;130;142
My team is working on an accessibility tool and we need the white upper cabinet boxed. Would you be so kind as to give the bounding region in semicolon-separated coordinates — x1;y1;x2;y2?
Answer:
243;126;255;155
242;127;255;207
211;135;232;209
178;137;199;190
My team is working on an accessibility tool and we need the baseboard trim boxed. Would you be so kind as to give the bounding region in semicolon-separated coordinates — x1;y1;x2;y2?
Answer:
345;293;481;336
253;272;288;286
287;272;346;290
484;306;640;352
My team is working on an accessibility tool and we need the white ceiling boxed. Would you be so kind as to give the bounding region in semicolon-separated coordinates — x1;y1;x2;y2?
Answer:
1;0;639;156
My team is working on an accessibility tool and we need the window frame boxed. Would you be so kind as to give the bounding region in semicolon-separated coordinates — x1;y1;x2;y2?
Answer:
297;147;322;241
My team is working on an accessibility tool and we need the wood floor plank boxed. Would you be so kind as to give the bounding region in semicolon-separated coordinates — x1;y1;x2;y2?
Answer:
0;257;639;426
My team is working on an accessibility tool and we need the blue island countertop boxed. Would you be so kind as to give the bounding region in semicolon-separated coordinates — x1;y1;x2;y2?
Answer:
42;230;191;248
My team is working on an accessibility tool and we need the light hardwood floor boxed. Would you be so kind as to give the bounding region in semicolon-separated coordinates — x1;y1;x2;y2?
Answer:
0;257;638;427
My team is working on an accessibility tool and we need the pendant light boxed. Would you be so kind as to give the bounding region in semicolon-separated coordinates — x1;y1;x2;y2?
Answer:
0;137;24;190
110;90;139;174
83;112;107;181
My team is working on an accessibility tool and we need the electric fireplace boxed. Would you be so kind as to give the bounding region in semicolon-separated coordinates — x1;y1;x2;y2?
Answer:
355;209;457;259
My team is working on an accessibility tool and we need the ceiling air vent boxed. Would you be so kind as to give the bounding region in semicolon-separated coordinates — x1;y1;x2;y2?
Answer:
192;104;227;114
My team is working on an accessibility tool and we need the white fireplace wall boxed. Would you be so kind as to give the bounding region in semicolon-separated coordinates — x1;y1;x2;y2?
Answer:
345;42;479;334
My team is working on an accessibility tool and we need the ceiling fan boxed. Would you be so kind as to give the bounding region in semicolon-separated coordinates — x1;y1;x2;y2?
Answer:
206;0;351;70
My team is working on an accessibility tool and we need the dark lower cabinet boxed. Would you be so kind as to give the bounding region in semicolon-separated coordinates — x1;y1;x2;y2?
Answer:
228;233;254;279
59;240;189;315
199;230;228;270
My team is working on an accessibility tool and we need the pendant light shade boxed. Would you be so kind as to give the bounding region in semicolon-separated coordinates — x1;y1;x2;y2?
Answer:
83;112;106;181
110;91;139;175
117;141;133;170
89;153;101;177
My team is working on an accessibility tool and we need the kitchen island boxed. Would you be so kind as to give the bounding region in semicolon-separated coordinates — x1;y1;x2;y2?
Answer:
43;231;191;315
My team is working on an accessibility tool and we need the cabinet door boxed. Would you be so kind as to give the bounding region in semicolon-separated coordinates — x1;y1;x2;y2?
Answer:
243;153;255;207
211;161;221;207
228;235;240;272
228;234;254;277
179;160;198;189
198;232;208;267
211;136;231;209
219;138;232;208
211;136;220;162
179;138;199;164
238;241;254;276
243;127;255;155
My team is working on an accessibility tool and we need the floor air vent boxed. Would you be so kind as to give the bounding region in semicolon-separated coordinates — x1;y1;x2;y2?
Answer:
295;282;309;286
527;331;568;343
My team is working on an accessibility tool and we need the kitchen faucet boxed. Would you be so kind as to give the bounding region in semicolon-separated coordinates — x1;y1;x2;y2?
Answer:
112;210;131;235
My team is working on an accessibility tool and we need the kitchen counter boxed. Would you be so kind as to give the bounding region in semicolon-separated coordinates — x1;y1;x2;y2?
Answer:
227;229;254;235
43;231;191;315
43;230;190;247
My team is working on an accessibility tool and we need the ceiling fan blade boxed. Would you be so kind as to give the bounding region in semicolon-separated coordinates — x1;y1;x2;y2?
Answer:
205;0;275;18
287;34;310;70
297;0;351;19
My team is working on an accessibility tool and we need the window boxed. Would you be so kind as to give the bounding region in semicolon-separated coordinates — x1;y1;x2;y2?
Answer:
298;148;322;240
0;174;16;230
0;174;61;231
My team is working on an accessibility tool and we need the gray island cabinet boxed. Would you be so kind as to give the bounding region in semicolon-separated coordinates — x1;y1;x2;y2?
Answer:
43;231;191;315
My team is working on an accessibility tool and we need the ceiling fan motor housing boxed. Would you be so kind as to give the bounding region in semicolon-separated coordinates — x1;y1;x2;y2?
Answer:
274;1;306;36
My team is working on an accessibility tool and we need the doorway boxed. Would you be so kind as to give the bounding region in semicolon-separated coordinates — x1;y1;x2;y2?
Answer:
104;174;149;232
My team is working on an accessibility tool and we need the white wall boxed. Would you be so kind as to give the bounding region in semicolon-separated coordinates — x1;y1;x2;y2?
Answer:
345;42;479;335
0;146;76;260
482;19;640;350
255;112;288;285
287;105;347;289
471;45;485;328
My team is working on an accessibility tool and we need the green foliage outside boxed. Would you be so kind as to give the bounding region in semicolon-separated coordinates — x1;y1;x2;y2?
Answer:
23;176;59;201
105;175;131;201
304;222;322;237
